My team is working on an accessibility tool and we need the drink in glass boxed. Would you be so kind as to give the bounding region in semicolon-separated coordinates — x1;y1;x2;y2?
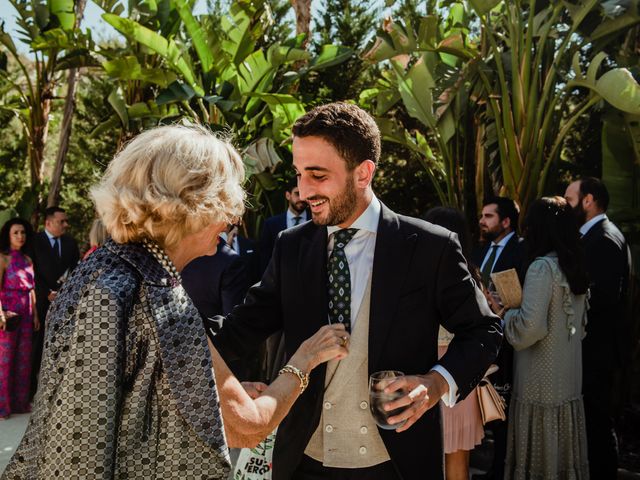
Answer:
369;370;407;430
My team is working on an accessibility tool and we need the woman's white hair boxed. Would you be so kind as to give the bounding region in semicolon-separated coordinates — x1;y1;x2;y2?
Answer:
91;124;246;249
88;218;107;247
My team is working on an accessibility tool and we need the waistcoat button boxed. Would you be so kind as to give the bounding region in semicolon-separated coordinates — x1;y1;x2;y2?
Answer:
360;401;368;410
360;426;368;434
359;446;367;455
324;402;332;410
325;425;334;433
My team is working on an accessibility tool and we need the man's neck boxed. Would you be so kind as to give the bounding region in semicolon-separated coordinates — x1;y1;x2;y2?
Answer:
288;207;305;217
584;209;605;224
492;229;513;245
336;189;373;229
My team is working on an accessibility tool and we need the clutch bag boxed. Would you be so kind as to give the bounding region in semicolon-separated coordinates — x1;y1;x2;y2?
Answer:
477;376;506;425
3;312;21;332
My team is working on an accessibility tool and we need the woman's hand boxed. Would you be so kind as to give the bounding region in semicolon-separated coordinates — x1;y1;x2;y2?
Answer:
33;315;40;332
241;381;268;399
0;311;17;332
288;323;350;373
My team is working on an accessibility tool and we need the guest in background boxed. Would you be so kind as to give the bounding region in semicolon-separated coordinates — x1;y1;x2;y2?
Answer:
83;218;108;260
259;178;309;274
30;206;79;397
223;224;261;287
472;196;524;480
182;235;253;379
0;218;39;419
565;177;631;479
503;196;589;480
425;207;485;480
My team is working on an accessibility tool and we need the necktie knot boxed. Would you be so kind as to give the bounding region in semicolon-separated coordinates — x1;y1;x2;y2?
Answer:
333;228;358;250
293;215;302;226
52;237;61;258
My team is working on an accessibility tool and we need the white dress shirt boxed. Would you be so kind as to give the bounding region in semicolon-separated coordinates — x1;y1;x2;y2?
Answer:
480;231;516;273
580;213;607;237
327;195;459;406
286;209;308;229
45;229;61;256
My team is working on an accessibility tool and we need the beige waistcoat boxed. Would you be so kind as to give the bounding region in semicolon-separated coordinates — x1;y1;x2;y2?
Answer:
304;281;391;468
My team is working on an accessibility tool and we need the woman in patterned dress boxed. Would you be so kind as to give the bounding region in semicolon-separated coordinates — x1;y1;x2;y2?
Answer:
0;217;39;419
2;125;348;480
503;196;590;479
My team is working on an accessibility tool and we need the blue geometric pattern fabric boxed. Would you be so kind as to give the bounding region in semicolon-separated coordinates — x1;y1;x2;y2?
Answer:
327;228;358;332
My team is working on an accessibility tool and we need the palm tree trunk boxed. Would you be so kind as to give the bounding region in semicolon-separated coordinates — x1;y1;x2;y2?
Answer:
47;0;87;208
290;0;312;47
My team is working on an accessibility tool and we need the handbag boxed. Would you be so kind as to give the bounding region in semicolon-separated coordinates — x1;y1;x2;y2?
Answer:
2;312;21;332
477;367;506;425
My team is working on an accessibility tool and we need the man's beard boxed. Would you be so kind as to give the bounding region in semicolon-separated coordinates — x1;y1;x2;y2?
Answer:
572;200;587;226
481;226;505;243
310;178;357;226
290;200;307;214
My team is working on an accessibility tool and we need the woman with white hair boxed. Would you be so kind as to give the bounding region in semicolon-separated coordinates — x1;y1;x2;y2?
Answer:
2;125;349;480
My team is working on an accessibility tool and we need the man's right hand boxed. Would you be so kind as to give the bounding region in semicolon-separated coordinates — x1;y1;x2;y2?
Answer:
48;290;58;302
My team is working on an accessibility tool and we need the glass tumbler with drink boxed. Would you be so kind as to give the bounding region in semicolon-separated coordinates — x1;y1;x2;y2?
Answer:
369;370;408;430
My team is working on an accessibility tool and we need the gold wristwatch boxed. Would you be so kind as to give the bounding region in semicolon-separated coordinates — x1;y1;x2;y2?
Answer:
278;364;309;394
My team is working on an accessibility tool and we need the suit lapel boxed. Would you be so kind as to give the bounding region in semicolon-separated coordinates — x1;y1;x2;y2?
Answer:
298;225;329;340
298;225;330;397
494;234;516;272
369;204;417;371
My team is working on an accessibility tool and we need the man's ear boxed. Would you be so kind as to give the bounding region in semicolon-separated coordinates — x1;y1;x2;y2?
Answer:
355;160;376;188
285;191;292;201
501;216;511;230
583;193;595;210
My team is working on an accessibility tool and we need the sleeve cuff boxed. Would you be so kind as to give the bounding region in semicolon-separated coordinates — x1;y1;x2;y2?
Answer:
430;365;459;407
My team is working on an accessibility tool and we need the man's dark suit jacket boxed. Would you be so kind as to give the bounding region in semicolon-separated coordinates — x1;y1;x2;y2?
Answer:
182;240;248;320
472;233;525;392
236;235;261;287
31;231;80;322
472;233;525;282
581;217;631;375
259;212;287;274
213;203;502;480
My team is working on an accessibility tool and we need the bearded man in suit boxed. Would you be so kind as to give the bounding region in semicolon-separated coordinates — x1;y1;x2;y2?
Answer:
211;102;502;480
471;196;524;480
30;206;79;397
565;177;632;480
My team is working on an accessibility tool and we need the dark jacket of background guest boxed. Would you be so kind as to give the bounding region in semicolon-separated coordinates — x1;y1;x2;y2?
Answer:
31;231;80;323
259;212;287;274
182;239;248;320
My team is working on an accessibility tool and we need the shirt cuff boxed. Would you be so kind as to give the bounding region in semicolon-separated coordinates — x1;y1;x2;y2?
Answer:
430;365;459;407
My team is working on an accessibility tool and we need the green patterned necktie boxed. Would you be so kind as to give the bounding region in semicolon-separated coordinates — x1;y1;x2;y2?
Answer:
327;228;358;332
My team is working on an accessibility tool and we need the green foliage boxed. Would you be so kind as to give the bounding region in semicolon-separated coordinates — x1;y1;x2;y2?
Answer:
364;0;640;221
300;0;380;103
59;75;118;242
95;0;352;236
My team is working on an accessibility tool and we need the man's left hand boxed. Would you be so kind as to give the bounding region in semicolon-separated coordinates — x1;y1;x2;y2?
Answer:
383;371;449;433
